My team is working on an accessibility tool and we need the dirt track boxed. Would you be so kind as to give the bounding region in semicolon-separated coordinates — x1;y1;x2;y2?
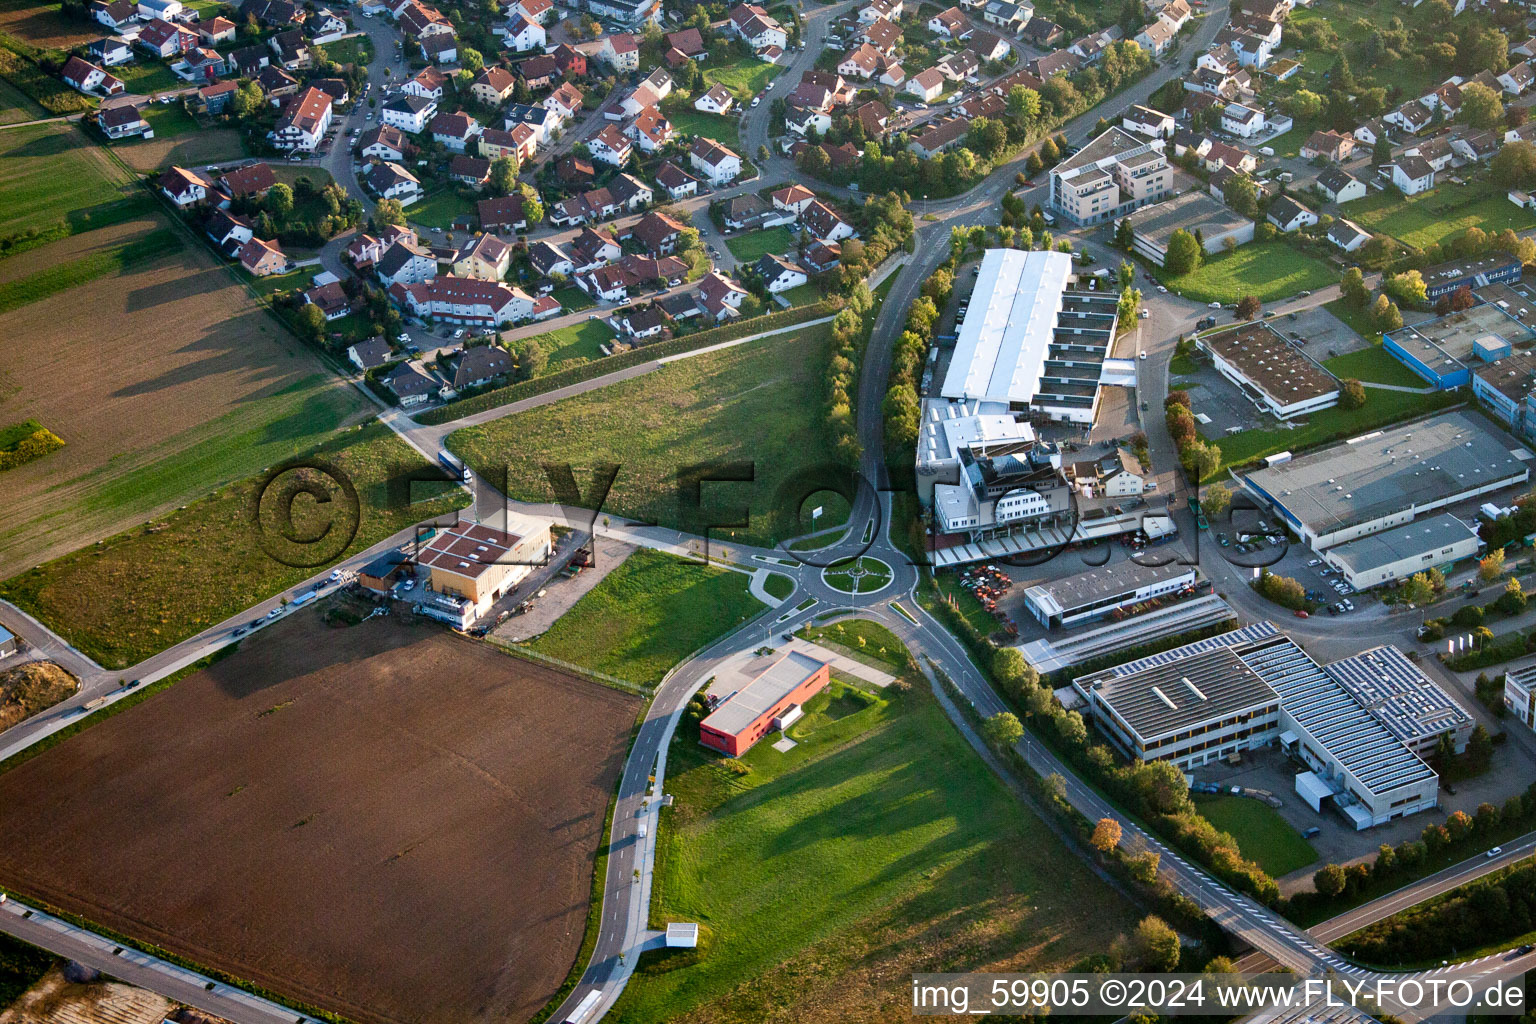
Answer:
0;609;638;1024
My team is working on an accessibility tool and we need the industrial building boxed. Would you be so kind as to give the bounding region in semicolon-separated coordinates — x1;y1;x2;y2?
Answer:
418;517;552;617
1421;253;1523;301
1074;623;1441;827
1505;663;1536;730
1472;352;1536;433
699;650;831;756
1023;559;1197;630
940;249;1124;424
1199;322;1340;420
1321;513;1482;589
1237;411;1530;551
1323;646;1473;756
1048;126;1173;226
1018;595;1237;675
1125;190;1254;265
1383;301;1536;390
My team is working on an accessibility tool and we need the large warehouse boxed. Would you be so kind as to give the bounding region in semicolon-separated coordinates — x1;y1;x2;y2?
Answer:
940;249;1122;424
1323;646;1472;756
1200;322;1340;420
1236;411;1530;550
1321;513;1481;589
1383;301;1536;390
1023;559;1197;630
1074;623;1442;828
699;651;831;756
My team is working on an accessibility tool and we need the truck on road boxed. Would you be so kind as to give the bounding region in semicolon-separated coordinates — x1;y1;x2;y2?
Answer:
438;449;472;484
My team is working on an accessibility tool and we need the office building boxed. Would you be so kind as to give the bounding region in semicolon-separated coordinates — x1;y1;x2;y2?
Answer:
1024;560;1197;630
1048;126;1173;226
1505;663;1536;729
699;651;831;756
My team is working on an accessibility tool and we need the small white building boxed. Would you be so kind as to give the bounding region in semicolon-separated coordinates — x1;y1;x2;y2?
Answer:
1220;101;1264;138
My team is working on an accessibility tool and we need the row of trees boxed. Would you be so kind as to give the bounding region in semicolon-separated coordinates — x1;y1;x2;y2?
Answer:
1164;390;1221;481
1343;860;1536;964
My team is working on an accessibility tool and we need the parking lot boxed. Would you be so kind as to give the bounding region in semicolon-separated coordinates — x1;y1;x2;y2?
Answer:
1288;305;1370;360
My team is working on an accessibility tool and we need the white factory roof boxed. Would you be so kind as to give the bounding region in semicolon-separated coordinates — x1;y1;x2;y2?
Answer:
941;249;1074;405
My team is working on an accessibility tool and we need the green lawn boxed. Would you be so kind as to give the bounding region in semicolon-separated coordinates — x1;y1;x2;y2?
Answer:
525;548;763;685
934;574;998;635
1201;388;1462;479
240;263;313;299
0;424;468;669
1344;184;1536;251
521;317;613;372
320;34;372;66
762;571;795;600
407;188;476;231
137;102;201;139
666;107;741;150
1284;0;1448;97
1194;794;1318;877
0;73;44;123
551;284;594;312
1322;345;1429;388
1323;296;1382;346
448;323;841;545
725;224;793;263
702;55;783;99
0;227;180;314
113;61;181;96
618;679;1136;1022
822;555;893;593
1161;241;1337;305
0;122;130;239
781;282;821;307
797;618;911;674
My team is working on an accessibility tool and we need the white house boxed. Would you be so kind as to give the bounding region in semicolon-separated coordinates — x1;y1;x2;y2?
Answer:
689;137;741;185
1316;166;1365;204
1327;218;1370;253
905;67;945;102
366;161;422;204
694;83;734;114
381;93;436;133
1390;154;1435;195
1122;104;1173;138
1220;101;1264;138
1266;194;1317;232
269;85;332;151
504;13;545;50
754;253;807;292
1500;60;1535;96
588;124;632;166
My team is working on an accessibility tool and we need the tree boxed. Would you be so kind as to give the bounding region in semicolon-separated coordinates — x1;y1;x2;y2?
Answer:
981;711;1024;750
1235;294;1262;320
230;79;263;118
1401;572;1434;608
1479;547;1506;581
1385;269;1428;307
1340;378;1366;409
1285;89;1324;120
1053;709;1088;746
1371;293;1404;332
1202;482;1232;517
488;156;518;195
1007;84;1041;123
991;646;1037;697
1091;817;1123;853
1314;863;1347;897
1131;916;1181;972
1493;140;1536;190
1038;135;1060;164
295;302;326;343
517;182;544;226
1340;267;1369;308
1461;81;1505;130
266;182;294;218
371;198;405;231
1372;135;1393;166
1223;173;1260;219
1499;575;1527;616
459;46;484;74
1164;229;1202;275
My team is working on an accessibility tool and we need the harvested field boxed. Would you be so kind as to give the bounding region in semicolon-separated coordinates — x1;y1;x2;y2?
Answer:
0;224;181;313
0;1;102;50
0;213;373;580
114;123;246;175
0;661;77;732
0;612;639;1024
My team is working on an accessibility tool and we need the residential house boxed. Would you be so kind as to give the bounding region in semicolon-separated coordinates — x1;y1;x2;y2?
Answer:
1069;26;1121;63
383;362;434;406
698;271;748;319
854;99;891;136
479;125;535;162
970;29;1010;60
549;186;617;226
1451;129;1500;163
615;304;671;340
694;83;734;113
801;198;855;241
217;162;276;199
905;67;945;102
267;27;309;68
196;79;238;114
983;0;1032;31
504;13;545;51
786;104;832;136
269;85;332;151
579;263;635;302
1021;17;1062;46
544;80;584;121
62;56;123;95
90;0;139;31
552;42;585;76
1327;218;1370;253
206;208;253;254
238;236;287;276
452;233;512;280
936;49;978;82
859;17;901;54
1315;165;1365;204
722;193;775;230
627;210;686;256
304;281;352;320
570;226;622;270
1407;135;1453;172
599;32;640;71
528;240;574;276
477;194;529;233
449;154;491;187
665;27;707;58
655;160;699;199
1221;101;1264;137
1027;49;1080;78
450;346;514;389
1299;128;1353;162
1134;18;1175;55
86;37;133;66
1500;60;1535;95
1122;104;1173;138
137;18;196;57
98;102;151;138
381;94;435;133
860;0;902;21
928;6;970;37
1266;193;1317;232
1353;118;1388;147
366;160;423;203
609;172;653;210
360;124;411;160
754;253;808;292
589;124;632;166
771;183;817;216
1384;99;1432;135
429;110;481;152
626;106;673;153
403;65;447;100
470;66;518;107
1390;154;1436;195
690;137;741;184
347;337;393;371
907;116;969;157
375;237;437;285
160;165;210;206
728;3;787;50
514;0;554;23
801;238;841;274
391;276;538;327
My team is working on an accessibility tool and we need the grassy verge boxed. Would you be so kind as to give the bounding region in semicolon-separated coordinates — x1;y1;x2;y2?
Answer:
619;673;1135;1022
0;41;91;115
762;572;795;600
724;225;793;263
797;617;912;674
1159;241;1336;305
525;548;763;686
933;574;998;635
1193;794;1318;877
1346;182;1536;251
448;321;843;544
0;227;181;314
0;424;468;669
1322;345;1430;388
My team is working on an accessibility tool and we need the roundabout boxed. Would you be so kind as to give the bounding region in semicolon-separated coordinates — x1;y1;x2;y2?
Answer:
820;556;894;595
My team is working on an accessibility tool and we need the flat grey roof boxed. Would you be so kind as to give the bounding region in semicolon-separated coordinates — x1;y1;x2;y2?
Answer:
1325;513;1479;574
1238;634;1437;796
1239;411;1529;535
1079;644;1279;742
1324;646;1472;746
1025;559;1195;618
1055;125;1154;175
1125;190;1249;244
701;650;825;736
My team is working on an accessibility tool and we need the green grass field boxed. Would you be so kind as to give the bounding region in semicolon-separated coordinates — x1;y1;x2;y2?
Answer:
702;55;782;99
781;282;821;307
822;555;893;593
1322;345;1429;388
1346;184;1536;251
618;678;1135;1022
240;263;313;299
0;227;181;313
112;61;181;96
525;548;762;685
517;317;613;372
762;571;795;600
407;188;475;231
933;574;998;635
1194;794;1318;877
0;73;42;123
551;284;595;312
0;423;468;669
449;323;840;545
1161;241;1337;305
138;102;200;139
0;123;129;238
797;617;911;673
320;34;372;66
1201;388;1461;479
666;107;741;150
725;224;793;263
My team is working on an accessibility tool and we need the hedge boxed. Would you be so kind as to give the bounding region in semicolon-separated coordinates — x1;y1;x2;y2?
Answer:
414;300;840;425
0;427;65;472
